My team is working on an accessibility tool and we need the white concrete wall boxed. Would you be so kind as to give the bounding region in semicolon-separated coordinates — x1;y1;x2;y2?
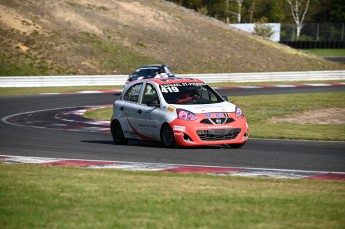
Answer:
229;23;281;42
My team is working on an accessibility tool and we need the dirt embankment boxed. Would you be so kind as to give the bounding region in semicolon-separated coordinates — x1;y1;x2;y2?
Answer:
0;0;344;75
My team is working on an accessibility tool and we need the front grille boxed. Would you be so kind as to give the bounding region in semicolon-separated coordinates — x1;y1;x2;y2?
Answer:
196;128;241;141
200;118;235;125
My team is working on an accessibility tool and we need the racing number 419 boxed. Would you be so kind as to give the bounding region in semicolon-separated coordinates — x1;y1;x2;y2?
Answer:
161;87;179;93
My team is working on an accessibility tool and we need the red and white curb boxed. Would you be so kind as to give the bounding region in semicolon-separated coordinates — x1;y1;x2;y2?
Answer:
1;155;344;181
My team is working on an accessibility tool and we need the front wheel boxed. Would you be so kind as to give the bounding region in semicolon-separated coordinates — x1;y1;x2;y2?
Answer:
160;124;176;148
111;120;128;145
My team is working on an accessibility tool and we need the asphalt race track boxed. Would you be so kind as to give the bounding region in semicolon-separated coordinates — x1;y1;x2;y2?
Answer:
1;85;345;173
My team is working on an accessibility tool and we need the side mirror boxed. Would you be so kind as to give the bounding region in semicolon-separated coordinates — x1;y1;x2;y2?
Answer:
222;96;228;101
147;99;160;107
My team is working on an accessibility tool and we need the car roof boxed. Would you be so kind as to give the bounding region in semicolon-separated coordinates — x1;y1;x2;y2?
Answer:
138;64;168;68
133;66;161;73
132;77;205;85
134;64;173;71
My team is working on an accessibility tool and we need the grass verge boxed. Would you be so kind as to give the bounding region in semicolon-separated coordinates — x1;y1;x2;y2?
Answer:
302;49;345;57
231;92;345;141
1;163;344;229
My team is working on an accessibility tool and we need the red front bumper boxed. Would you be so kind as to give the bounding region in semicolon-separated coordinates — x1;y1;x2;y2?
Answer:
169;114;249;147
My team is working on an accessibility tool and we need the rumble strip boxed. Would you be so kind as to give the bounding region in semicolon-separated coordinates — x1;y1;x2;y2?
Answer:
1;155;344;181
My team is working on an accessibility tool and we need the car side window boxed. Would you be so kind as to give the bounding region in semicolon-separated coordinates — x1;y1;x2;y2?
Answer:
132;71;138;77
142;84;160;105
200;87;216;102
123;83;143;103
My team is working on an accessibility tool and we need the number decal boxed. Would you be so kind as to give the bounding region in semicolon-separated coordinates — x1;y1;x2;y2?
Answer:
161;86;179;93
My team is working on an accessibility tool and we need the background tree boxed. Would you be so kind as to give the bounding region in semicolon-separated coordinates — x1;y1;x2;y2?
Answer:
311;0;345;23
207;0;244;23
285;0;310;39
167;0;341;24
206;0;227;21
243;0;286;23
254;17;275;39
229;0;244;23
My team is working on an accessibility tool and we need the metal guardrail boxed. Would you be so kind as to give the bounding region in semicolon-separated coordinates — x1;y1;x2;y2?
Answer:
0;75;128;87
184;71;345;83
0;71;344;87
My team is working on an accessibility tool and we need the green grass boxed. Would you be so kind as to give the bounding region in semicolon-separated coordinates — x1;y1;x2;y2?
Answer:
1;163;344;229
302;49;345;57
231;92;345;141
85;91;345;141
84;106;113;121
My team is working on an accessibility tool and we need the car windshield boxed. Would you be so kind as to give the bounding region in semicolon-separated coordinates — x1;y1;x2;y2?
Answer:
129;68;159;80
159;82;224;104
139;68;159;77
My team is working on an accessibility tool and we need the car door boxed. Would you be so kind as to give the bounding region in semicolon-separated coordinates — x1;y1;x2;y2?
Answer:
135;83;162;140
120;82;144;140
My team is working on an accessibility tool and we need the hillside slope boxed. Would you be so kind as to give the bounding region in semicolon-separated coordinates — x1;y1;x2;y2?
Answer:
0;0;344;76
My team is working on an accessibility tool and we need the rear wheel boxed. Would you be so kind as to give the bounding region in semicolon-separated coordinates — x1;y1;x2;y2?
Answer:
160;124;176;148
111;120;128;145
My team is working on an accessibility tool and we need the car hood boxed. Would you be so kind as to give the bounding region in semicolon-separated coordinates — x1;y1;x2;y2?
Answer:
172;102;236;114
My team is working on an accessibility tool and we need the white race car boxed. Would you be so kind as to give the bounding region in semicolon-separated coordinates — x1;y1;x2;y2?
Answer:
111;78;249;148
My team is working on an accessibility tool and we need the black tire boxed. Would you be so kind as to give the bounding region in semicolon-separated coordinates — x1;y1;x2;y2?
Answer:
160;124;176;148
111;120;128;145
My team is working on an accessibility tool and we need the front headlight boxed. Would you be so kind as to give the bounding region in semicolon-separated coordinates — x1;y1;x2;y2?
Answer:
235;106;244;119
176;109;197;121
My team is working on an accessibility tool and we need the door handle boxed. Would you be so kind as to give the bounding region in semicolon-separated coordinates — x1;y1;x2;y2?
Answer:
137;109;142;114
